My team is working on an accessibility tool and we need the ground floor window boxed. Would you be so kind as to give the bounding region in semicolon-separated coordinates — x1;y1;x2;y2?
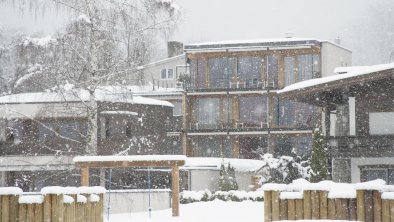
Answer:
239;137;267;159
360;166;394;184
192;136;232;158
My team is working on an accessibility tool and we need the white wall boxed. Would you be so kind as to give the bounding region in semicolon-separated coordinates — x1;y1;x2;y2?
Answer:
142;55;186;88
321;42;352;77
188;169;254;191
105;189;171;214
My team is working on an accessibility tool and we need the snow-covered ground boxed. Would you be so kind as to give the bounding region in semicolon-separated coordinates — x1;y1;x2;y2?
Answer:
105;200;264;222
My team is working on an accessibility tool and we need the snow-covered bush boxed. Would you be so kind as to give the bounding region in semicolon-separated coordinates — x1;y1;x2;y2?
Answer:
256;153;311;184
180;190;264;203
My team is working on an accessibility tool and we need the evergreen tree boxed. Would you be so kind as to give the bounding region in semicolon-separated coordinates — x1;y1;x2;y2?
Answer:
218;163;238;191
310;127;328;182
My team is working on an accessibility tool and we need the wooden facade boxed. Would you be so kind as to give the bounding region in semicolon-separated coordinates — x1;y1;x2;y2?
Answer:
181;40;333;159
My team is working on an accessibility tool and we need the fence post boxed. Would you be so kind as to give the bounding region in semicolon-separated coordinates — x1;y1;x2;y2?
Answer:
271;191;280;221
382;199;390;222
328;198;336;219
311;190;320;219
357;190;365;221
0;187;22;222
303;190;311;219
264;191;272;222
295;199;303;220
373;190;383;222
319;190;328;219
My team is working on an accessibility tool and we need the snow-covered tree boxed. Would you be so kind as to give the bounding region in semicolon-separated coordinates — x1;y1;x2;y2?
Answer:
218;163;238;191
1;0;180;155
310;127;328;182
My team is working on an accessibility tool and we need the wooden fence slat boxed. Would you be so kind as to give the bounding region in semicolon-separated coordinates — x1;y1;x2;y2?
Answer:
287;199;296;220
2;196;9;222
264;191;272;222
342;199;350;220
349;198;357;221
9;195;18;222
303;190;311;219
319;191;328;219
271;191;280;221
27;204;34;221
335;198;343;220
383;199;390;222
279;199;287;220
295;199;303;220
389;200;394;222
76;203;85;222
365;190;374;222
35;204;44;222
373;190;383;222
328;198;336;219
18;204;27;222
43;195;51;222
311;190;320;219
357;190;365;221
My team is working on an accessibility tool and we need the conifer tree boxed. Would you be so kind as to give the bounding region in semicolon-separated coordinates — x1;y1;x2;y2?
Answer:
218;163;238;191
310;127;328;182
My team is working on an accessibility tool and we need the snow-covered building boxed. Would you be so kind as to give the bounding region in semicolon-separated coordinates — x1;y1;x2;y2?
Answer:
181;38;352;159
278;63;394;183
0;88;176;190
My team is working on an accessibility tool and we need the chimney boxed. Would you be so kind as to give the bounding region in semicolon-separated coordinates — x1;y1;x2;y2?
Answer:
285;32;295;38
334;37;341;45
167;41;184;58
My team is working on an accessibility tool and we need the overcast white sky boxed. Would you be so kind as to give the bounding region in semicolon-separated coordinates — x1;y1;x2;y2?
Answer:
0;0;382;64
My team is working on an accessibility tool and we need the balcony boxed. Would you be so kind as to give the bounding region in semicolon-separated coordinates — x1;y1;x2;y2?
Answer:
329;135;394;158
188;77;278;92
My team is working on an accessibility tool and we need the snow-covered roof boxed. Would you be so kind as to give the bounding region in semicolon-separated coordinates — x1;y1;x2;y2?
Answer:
139;54;185;69
278;63;394;94
183;157;265;172
0;88;174;107
185;38;348;52
73;155;187;163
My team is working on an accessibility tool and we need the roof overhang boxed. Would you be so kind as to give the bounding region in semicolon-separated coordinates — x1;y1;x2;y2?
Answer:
277;64;394;106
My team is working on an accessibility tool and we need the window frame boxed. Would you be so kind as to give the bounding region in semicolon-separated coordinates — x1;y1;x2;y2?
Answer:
160;68;175;80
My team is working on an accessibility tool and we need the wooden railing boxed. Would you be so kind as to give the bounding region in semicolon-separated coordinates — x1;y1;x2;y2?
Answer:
0;186;105;222
263;179;394;222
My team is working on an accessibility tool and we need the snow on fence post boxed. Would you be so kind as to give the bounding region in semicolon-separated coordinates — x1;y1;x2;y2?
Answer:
63;195;75;222
355;179;386;222
328;183;357;220
41;187;65;222
18;195;45;222
77;186;106;222
76;194;87;222
0;187;23;222
261;183;287;222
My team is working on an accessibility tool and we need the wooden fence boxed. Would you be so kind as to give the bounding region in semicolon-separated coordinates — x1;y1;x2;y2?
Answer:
0;186;105;222
263;180;394;222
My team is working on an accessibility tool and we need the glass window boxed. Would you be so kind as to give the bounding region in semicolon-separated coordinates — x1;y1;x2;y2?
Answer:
296;136;312;158
7;120;24;144
167;69;174;79
239;96;268;128
361;169;388;182
208;57;235;88
38;121;56;142
267;55;278;87
284;56;295;86
193;137;221;157
369;112;394;135
195;98;220;129
239;137;267;159
275;99;295;127
195;59;207;88
297;54;320;82
237;57;262;85
160;69;167;79
59;120;81;141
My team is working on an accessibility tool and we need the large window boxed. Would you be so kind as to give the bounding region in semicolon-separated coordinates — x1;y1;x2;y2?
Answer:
208;57;235;88
266;55;278;87
195;98;220;129
361;167;394;184
239;96;268;128
239;137;267;159
274;98;317;128
297;54;320;82
237;56;262;85
190;59;207;89
284;56;295;86
160;68;174;80
275;99;295;127
369;112;394;135
193;137;230;157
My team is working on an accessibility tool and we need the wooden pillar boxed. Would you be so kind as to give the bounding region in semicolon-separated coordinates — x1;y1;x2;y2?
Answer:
382;199;390;222
181;92;188;155
295;199;303;220
328;198;336;219
287;199;296;220
172;164;180;217
81;167;90;186
1;195;9;222
389;200;394;222
319;191;328;219
279;199;288;220
357;190;365;221
271;191;280;221
311;190;320;219
264;191;272;222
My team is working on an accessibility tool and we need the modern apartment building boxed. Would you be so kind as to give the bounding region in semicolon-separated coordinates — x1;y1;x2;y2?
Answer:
180;38;352;159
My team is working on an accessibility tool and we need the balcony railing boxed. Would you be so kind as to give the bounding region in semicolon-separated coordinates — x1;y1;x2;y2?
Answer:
189;77;277;91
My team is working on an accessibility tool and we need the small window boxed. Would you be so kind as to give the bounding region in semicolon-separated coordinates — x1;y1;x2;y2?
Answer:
161;69;167;79
167;69;174;79
160;68;174;80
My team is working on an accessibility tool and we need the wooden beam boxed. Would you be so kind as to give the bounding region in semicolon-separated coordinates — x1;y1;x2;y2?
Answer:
80;167;89;186
75;160;186;169
172;164;180;217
